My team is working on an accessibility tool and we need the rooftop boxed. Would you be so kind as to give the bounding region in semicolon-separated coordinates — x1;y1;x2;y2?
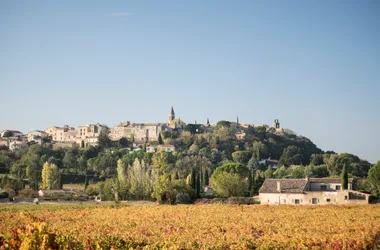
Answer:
259;179;308;193
309;178;353;183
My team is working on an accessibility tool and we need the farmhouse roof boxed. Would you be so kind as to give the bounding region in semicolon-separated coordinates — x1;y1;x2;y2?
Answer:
309;178;353;183
259;179;308;193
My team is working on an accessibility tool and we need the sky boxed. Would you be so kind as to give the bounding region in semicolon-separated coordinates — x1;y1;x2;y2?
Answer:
0;1;379;163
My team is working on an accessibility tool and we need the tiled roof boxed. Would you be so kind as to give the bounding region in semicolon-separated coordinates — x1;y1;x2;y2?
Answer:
309;178;353;183
259;179;308;193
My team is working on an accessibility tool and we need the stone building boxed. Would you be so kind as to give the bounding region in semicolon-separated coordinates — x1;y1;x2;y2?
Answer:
259;178;370;205
77;123;105;140
110;122;164;143
45;125;77;142
27;130;48;142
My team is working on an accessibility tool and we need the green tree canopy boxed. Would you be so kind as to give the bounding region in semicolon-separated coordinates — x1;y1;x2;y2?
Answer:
368;161;380;197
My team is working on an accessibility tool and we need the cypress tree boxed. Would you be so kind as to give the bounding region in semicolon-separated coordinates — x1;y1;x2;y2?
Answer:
200;168;203;187
158;133;163;145
174;171;179;180
196;173;201;198
84;175;89;191
341;164;348;190
191;168;196;190
204;169;209;186
248;171;253;195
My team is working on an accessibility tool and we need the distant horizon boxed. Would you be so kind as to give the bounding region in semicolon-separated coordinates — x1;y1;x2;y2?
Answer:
1;1;379;164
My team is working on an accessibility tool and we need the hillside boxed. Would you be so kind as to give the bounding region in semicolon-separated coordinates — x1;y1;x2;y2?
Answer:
0;119;378;202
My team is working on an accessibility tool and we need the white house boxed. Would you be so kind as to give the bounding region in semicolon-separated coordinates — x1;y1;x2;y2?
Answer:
259;178;370;205
146;144;176;153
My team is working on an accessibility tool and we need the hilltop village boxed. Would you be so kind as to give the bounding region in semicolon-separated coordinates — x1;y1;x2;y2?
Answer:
0;107;378;205
0;106;284;151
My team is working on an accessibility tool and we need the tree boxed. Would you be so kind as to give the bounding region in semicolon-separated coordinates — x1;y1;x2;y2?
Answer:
210;162;250;197
119;137;129;147
24;153;41;190
211;172;248;197
368;161;380;197
196;172;201;197
98;127;112;149
285;165;305;178
158;133;163;145
250;173;264;195
190;167;196;190
213;162;249;178
264;166;274;179
2;131;13;137
204;169;209;186
232;151;251;164
41;162;60;190
252;142;268;160
341;164;348;190
189;144;199;153
310;154;324;166
275;166;287;178
279;146;303;167
152;151;169;175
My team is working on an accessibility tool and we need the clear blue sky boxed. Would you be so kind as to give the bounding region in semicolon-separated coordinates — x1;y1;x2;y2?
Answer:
1;1;379;163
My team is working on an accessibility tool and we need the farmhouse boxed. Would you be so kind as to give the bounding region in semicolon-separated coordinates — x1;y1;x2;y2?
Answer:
259;178;370;205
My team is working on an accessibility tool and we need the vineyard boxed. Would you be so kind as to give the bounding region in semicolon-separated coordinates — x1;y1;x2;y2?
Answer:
0;204;380;249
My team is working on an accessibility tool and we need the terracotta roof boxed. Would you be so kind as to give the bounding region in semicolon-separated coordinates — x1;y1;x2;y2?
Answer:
309;178;353;183
259;179;308;193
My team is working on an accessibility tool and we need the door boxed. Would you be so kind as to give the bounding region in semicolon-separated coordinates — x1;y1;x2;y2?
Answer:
312;198;318;204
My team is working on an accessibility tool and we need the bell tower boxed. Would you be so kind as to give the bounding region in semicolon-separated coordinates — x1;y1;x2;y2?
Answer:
273;119;280;129
169;106;175;123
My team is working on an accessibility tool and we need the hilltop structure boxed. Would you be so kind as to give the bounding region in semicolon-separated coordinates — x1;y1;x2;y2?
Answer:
1;106;284;149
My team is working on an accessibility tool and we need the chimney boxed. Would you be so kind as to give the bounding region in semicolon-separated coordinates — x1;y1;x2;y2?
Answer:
277;181;281;192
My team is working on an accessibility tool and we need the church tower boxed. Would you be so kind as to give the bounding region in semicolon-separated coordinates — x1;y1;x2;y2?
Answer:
273;119;280;129
169;106;175;123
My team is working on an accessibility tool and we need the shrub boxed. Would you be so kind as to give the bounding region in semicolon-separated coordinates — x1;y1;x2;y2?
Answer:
85;186;99;197
0;191;9;198
16;188;37;198
175;193;191;204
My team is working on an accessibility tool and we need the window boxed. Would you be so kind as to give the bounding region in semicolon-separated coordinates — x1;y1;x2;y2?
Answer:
295;199;300;204
326;198;331;202
321;185;327;191
345;196;348;200
312;198;318;204
335;185;341;190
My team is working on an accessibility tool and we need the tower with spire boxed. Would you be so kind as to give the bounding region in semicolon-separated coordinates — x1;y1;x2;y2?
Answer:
169;106;175;123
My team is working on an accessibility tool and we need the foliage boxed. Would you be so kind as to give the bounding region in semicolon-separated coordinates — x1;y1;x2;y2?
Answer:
212;162;249;178
368;161;380;197
285;165;306;178
231;150;251;164
341;164;348;190
211;172;249;197
175;192;191;204
252;142;268;160
1;205;380;249
41;162;60;190
279;146;303;167
2;131;13;137
158;133;163;145
97;127;113;149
